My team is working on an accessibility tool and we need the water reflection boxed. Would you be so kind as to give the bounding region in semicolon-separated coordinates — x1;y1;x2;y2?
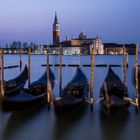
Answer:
0;55;139;140
99;110;130;140
52;104;88;140
2;106;47;140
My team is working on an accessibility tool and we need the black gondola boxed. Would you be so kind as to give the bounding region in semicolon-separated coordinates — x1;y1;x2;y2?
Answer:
1;68;55;110
100;67;129;116
1;65;28;96
54;67;89;114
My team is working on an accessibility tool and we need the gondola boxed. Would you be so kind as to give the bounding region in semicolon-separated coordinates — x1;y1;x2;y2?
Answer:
1;65;28;96
100;67;129;116
1;68;55;110
54;67;89;114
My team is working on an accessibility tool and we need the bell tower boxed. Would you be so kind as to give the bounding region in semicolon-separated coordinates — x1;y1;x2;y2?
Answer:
53;12;60;45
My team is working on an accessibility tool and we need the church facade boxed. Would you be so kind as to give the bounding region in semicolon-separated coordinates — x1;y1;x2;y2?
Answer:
50;12;104;55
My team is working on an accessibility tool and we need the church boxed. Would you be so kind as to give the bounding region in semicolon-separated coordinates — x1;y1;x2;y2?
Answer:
48;12;136;55
49;12;104;55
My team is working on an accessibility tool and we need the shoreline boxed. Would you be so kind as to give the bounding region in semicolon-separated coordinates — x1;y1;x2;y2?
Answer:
2;53;136;56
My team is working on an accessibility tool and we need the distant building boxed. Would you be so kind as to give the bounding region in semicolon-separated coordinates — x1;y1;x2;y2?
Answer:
50;13;104;55
104;43;136;54
1;12;136;55
60;32;104;54
53;12;60;45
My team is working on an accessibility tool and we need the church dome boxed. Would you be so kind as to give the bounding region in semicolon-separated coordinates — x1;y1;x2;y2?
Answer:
78;31;87;40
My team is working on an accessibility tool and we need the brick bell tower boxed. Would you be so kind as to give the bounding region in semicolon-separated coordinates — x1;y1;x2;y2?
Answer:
53;12;60;45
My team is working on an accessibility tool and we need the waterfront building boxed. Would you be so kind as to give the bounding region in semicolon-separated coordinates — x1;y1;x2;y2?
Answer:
51;13;104;55
104;43;136;54
0;12;136;55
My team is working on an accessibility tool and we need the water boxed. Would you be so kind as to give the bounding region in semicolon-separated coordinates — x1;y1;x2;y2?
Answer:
0;54;140;140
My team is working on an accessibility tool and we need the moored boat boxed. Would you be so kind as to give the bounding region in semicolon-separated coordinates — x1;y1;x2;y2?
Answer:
0;65;28;96
54;67;89;114
1;68;55;110
100;67;129;116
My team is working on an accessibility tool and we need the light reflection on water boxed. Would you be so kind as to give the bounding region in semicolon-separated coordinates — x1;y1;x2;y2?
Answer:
0;55;140;140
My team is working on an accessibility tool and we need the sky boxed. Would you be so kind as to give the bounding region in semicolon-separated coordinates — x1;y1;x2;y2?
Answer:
0;0;140;45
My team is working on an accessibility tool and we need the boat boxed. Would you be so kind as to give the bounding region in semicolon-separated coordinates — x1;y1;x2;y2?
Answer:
100;67;129;116
26;67;55;96
54;67;89;114
0;65;28;96
1;68;55;110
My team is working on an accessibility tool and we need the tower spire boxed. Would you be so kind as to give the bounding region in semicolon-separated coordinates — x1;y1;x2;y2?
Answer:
54;11;58;24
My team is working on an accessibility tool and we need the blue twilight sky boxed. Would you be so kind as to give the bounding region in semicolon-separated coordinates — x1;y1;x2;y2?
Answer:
0;0;140;45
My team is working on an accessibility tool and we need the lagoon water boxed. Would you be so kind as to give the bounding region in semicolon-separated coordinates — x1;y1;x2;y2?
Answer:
0;54;140;140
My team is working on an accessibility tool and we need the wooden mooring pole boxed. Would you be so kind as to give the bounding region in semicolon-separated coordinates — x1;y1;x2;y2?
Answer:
123;45;127;87
59;46;62;97
20;48;22;70
135;44;139;109
46;48;52;104
90;47;94;105
126;52;128;68
28;47;31;87
0;49;4;97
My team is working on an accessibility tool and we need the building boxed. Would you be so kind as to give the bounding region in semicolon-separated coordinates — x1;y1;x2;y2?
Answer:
2;12;136;55
53;12;60;45
60;32;104;54
51;12;104;55
104;43;136;54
